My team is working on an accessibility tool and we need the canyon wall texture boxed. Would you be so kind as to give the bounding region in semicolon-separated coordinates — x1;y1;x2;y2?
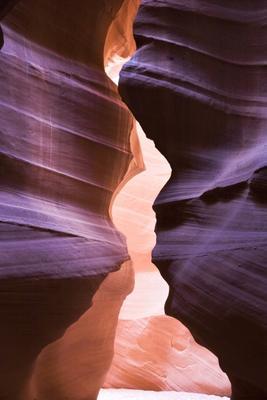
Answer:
106;11;230;396
0;1;138;399
104;316;230;395
1;1;266;399
119;1;267;399
105;122;230;396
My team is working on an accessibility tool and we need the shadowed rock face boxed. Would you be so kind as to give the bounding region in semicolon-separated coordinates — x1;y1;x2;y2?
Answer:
119;1;267;399
0;0;20;48
0;1;19;20
0;223;106;398
0;1;138;398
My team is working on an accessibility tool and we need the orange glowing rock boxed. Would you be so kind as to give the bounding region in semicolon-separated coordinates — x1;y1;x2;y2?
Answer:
104;316;230;396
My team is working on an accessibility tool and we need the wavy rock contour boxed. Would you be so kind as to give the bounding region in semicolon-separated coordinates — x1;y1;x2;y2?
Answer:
119;1;267;399
104;316;230;395
0;1;138;398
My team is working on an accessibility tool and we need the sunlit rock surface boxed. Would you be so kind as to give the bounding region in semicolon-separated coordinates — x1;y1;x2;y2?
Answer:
113;123;171;319
106;122;230;396
104;316;230;396
119;1;267;399
0;1;138;398
29;261;134;400
99;389;230;400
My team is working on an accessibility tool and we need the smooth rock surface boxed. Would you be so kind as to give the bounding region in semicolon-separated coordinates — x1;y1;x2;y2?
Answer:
29;261;134;400
104;316;230;396
0;1;138;398
113;123;171;319
119;1;267;398
107;31;230;397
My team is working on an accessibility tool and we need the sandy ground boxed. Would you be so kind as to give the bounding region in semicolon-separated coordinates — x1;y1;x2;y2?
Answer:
99;389;230;399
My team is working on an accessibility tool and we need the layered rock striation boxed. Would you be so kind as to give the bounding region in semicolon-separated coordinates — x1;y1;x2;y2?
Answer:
119;1;267;399
1;1;267;398
104;316;230;395
0;1;138;398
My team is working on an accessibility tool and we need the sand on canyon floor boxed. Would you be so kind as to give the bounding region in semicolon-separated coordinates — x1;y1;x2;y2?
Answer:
99;389;230;399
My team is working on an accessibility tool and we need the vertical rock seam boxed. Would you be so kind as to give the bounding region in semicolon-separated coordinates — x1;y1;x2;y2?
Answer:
119;1;267;399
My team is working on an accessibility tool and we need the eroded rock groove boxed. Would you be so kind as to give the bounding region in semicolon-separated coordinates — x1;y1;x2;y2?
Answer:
119;1;267;399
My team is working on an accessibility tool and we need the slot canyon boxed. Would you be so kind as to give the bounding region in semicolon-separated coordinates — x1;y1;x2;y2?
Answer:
0;1;266;400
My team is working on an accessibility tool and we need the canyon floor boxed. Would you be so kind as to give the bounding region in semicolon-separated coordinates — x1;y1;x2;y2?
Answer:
99;389;230;400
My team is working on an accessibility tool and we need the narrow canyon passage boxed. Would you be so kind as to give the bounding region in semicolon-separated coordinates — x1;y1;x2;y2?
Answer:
103;17;231;397
106;53;172;318
106;119;231;395
0;1;266;399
